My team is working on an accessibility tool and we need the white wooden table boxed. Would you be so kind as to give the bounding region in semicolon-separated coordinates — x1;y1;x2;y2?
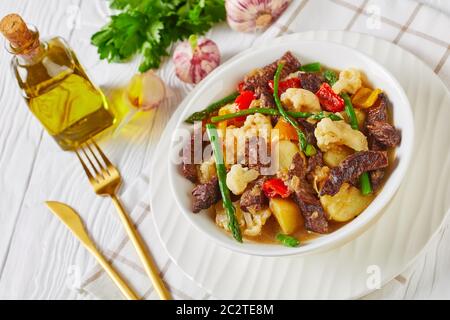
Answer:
0;0;449;299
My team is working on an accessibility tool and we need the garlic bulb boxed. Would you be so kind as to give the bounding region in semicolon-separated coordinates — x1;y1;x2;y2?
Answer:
173;35;221;84
125;70;166;111
226;0;292;33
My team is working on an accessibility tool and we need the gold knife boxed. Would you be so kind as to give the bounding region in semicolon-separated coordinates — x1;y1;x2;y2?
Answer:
45;201;139;300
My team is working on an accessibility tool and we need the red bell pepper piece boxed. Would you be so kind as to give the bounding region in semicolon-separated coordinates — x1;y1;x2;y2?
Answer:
231;90;255;126
262;178;291;198
237;81;245;93
268;77;301;95
235;90;255;110
315;83;345;112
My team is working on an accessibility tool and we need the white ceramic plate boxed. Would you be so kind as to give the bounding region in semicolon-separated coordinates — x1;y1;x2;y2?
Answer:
167;40;414;257
151;31;450;299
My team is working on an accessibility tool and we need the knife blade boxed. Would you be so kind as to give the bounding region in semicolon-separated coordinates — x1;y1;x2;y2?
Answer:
45;201;139;300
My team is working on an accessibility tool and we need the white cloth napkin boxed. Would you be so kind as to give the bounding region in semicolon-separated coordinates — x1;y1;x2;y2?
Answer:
79;0;450;300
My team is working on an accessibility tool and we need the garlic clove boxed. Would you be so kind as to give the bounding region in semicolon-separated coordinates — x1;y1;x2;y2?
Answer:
226;0;292;33
125;70;166;111
173;36;221;84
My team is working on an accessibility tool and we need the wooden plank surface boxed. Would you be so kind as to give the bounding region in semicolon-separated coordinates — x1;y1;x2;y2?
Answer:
0;0;449;299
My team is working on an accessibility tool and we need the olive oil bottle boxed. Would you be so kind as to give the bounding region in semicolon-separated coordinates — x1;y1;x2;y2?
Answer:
0;14;115;150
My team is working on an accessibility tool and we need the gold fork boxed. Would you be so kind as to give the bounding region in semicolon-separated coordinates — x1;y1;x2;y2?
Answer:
75;140;171;300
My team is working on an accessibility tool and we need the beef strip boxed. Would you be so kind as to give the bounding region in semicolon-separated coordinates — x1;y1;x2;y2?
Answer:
299;72;324;93
180;135;199;183
287;153;329;233
297;118;317;145
320;151;389;196
242;51;301;108
192;177;221;213
365;94;401;189
240;177;268;212
237;136;272;173
366;121;401;148
306;150;324;183
294;118;324;182
366;93;389;124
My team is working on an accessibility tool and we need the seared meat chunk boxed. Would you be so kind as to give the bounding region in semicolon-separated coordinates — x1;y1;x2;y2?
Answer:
297;118;317;145
306;150;324;183
320;151;389;196
366;93;389;124
192;177;220;213
181;162;198;183
237;136;272;173
370;169;385;191
240;177;268;212
180;135;198;183
297;118;324;182
366;121;401;148
259;93;275;109
299;72;324;93
287;153;329;233
365;94;400;189
242;51;301;108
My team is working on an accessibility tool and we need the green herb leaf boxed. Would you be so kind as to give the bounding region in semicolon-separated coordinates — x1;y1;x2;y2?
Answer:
276;233;300;247
91;0;226;72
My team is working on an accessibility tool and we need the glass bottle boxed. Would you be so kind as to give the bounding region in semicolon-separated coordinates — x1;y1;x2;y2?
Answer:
0;14;115;150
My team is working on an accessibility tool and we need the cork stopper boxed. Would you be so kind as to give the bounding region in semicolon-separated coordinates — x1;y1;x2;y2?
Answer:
0;14;35;49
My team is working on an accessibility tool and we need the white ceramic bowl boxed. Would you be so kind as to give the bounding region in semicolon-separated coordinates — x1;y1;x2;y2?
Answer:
168;40;414;257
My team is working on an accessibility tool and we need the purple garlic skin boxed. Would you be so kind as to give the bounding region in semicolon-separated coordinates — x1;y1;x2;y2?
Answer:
226;0;292;33
173;38;221;84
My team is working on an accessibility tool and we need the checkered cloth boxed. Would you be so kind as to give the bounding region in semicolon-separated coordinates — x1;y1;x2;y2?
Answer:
79;0;450;300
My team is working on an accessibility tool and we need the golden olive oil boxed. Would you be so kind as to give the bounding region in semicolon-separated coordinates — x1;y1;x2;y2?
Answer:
1;14;115;150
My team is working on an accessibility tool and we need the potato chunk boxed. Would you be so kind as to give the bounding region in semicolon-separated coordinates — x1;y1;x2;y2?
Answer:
323;145;353;167
269;198;303;234
320;183;374;222
277;140;301;171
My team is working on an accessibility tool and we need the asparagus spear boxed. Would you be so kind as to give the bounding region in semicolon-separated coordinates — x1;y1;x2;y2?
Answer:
205;123;242;243
210;108;342;123
276;233;300;247
274;63;316;156
185;91;240;124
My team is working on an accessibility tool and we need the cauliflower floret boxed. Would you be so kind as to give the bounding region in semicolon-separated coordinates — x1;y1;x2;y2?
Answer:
280;88;321;113
242;113;272;135
226;164;259;195
314;118;368;152
332;68;362;94
224;113;272;140
242;208;272;236
215;201;271;237
198;156;216;184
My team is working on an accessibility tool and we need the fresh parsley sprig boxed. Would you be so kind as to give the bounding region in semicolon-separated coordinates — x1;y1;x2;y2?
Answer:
91;0;226;72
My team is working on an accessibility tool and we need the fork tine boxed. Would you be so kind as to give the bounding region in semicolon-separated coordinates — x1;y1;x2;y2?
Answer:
85;142;110;176
91;140;114;168
75;149;96;184
80;145;101;177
